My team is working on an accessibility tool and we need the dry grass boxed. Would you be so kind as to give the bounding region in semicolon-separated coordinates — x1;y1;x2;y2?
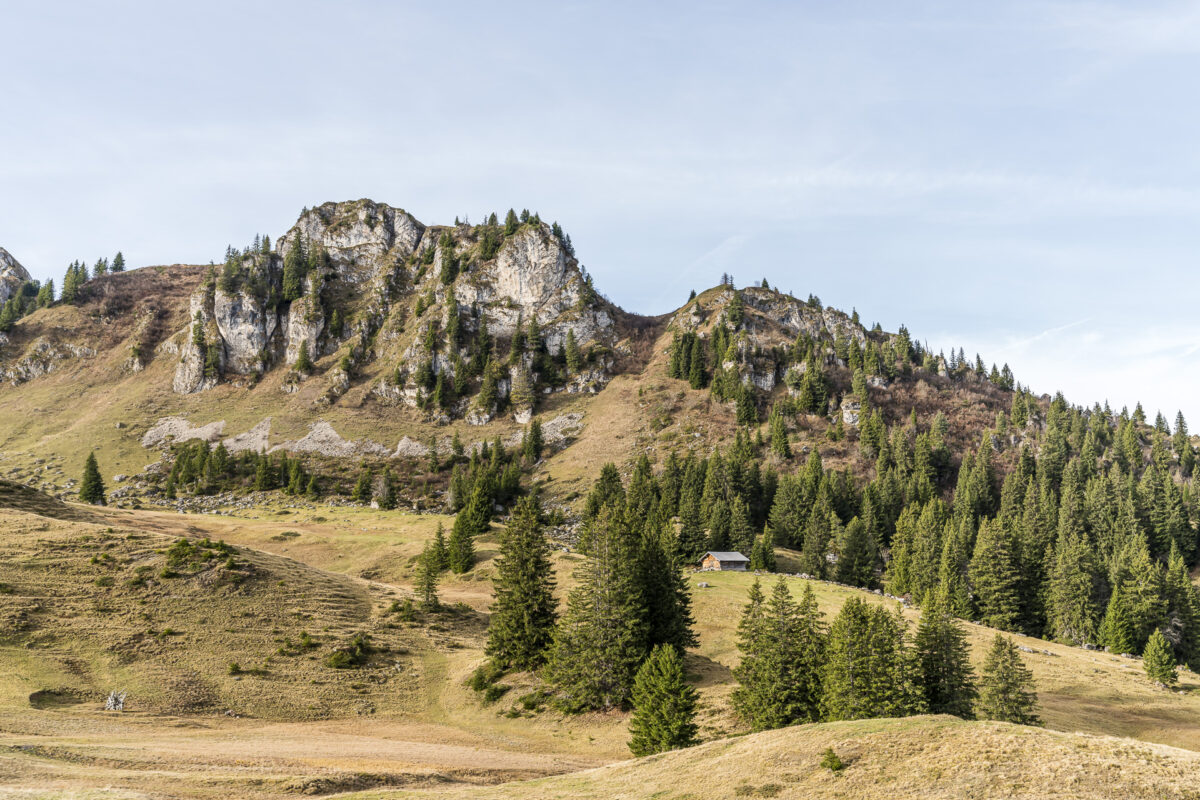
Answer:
346;715;1200;800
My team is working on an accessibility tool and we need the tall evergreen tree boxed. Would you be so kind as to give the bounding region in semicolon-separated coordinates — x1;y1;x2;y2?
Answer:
448;481;490;573
977;634;1040;725
1143;628;1178;686
79;452;106;506
486;495;558;670
821;598;923;721
416;540;441;611
968;518;1022;631
546;507;648;711
627;644;700;756
637;522;698;652
914;591;978;718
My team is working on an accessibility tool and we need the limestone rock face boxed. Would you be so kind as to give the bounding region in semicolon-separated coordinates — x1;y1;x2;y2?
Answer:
456;225;614;348
173;293;219;394
283;282;324;366
0;248;31;304
213;288;277;374
278;200;425;280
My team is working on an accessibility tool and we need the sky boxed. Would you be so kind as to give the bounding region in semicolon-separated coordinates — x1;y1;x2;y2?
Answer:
3;1;1200;423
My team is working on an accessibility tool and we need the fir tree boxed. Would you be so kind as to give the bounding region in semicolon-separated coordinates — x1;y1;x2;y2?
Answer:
1099;584;1136;655
822;598;923;721
564;328;582;374
416;540;441;611
79;452;107;506
486;495;558;670
448;481;491;573
914;591;977;718
546;507;648;711
295;340;313;374
522;417;544;462
627;644;699;756
968;518;1022;631
977;634;1040;725
352;465;372;504
1143;628;1178;685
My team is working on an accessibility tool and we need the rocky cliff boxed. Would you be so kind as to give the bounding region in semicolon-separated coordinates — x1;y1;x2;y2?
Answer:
0;248;31;304
170;200;621;423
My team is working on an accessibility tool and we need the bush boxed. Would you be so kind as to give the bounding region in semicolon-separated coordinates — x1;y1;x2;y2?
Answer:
326;632;373;669
228;662;242;676
483;683;511;703
94;576;114;587
820;747;845;773
467;660;506;693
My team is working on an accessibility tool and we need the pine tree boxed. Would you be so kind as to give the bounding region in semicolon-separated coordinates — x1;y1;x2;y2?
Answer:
486;495;558;670
282;237;306;302
376;468;397;510
977;634;1040;725
1048;530;1102;646
416;540;441;611
770;412;791;459
564;328;582;374
111;251;125;272
352;465;372;503
968;518;1022;631
732;579;825;729
79;452;106;505
522;418;544;462
1099;584;1136;655
914;591;977;718
295;340;313;374
546;507;648;711
637;523;698;652
1143;628;1178;685
627;644;700;756
822;598;923;721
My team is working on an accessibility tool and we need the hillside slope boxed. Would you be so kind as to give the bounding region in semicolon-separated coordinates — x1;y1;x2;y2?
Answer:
348;715;1200;800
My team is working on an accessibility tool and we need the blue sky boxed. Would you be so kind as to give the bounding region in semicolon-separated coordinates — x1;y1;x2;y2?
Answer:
4;1;1200;423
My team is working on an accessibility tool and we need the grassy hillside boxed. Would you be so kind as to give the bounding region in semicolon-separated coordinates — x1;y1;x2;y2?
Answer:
347;715;1200;800
2;479;1200;798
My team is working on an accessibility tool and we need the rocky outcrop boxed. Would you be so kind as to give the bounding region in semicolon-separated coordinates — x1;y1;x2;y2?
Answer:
0;248;31;304
2;338;95;386
278;200;425;279
455;225;614;348
283;289;324;366
173;293;220;394
213;288;277;374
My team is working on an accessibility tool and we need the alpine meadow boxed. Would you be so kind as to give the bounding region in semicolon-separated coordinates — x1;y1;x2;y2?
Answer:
5;3;1200;799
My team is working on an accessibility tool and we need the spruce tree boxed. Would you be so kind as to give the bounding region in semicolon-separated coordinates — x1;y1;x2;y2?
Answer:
432;522;449;569
628;644;700;756
968;518;1022;631
1143;628;1178;686
416;540;441;611
448;481;490;573
546;507;648;711
564;328;582;374
822;598;923;721
914;591;977;718
352;465;372;503
637;522;698;652
295;340;313;374
486;495;558;670
522;418;544;462
376;468;397;510
79;452;106;506
112;251;125;272
977;634;1040;725
1099;584;1136;655
732;579;825;729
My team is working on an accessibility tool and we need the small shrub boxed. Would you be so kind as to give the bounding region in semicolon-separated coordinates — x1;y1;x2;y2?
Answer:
483;683;510;703
467;660;506;693
94;576;114;587
820;747;845;773
228;662;242;676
